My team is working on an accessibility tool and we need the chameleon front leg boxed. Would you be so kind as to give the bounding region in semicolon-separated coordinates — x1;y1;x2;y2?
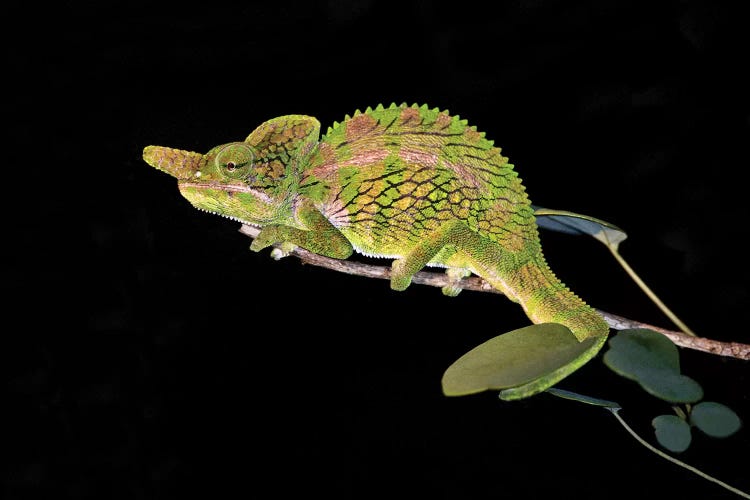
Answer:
391;220;484;291
250;201;353;259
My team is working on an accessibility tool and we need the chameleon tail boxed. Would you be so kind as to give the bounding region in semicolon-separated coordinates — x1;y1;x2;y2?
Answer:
484;255;610;400
508;255;610;341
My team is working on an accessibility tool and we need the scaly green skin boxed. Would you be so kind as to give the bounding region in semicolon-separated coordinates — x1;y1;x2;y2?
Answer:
143;103;609;399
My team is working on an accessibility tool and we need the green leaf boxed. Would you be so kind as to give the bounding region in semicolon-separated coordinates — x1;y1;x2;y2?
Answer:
691;402;742;438
533;206;628;250
653;414;692;453
546;388;621;409
442;323;597;397
603;329;703;403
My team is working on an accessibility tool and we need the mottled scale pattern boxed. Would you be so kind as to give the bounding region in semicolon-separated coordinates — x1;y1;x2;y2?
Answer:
301;103;539;258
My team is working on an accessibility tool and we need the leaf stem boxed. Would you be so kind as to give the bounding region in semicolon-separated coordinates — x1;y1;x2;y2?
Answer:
608;408;749;499
673;405;687;420
607;246;696;337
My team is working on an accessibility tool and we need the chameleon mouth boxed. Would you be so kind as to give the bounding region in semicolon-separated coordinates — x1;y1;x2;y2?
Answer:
194;207;260;227
177;181;269;228
179;181;273;204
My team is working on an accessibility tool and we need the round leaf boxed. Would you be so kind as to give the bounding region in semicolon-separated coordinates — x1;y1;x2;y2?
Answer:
442;323;597;396
605;328;680;371
635;371;704;404
652;414;692;453
690;402;742;438
603;329;703;403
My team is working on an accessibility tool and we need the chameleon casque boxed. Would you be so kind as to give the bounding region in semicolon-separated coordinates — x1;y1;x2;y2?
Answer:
143;103;610;400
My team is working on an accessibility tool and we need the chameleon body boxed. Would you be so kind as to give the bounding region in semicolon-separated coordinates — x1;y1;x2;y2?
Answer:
143;103;609;399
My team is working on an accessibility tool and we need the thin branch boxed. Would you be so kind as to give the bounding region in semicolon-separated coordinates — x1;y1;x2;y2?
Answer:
239;225;750;361
593;310;748;359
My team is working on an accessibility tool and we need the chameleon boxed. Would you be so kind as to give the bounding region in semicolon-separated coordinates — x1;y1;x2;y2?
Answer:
142;103;610;400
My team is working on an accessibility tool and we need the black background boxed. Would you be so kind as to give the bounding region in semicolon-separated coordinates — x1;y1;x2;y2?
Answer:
8;1;749;499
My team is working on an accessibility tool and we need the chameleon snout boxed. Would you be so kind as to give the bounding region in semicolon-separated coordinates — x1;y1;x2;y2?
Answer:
143;145;203;180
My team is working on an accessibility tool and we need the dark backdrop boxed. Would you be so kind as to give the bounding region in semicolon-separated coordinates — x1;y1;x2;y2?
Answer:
8;1;749;499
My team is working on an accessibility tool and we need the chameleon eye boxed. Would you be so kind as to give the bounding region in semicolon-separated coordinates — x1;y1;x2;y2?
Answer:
215;143;255;180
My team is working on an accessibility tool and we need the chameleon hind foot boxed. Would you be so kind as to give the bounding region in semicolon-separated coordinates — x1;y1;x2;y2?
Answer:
442;268;472;297
390;259;412;291
389;221;483;292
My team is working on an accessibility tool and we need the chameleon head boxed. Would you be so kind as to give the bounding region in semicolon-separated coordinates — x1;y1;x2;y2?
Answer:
143;115;321;226
142;141;294;226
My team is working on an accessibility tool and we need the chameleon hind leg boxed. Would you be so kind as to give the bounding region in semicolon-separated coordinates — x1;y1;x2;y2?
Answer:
392;220;608;399
390;220;488;291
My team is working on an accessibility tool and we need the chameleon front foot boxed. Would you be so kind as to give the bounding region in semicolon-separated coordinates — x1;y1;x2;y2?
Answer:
270;242;297;260
249;227;296;259
249;226;283;253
